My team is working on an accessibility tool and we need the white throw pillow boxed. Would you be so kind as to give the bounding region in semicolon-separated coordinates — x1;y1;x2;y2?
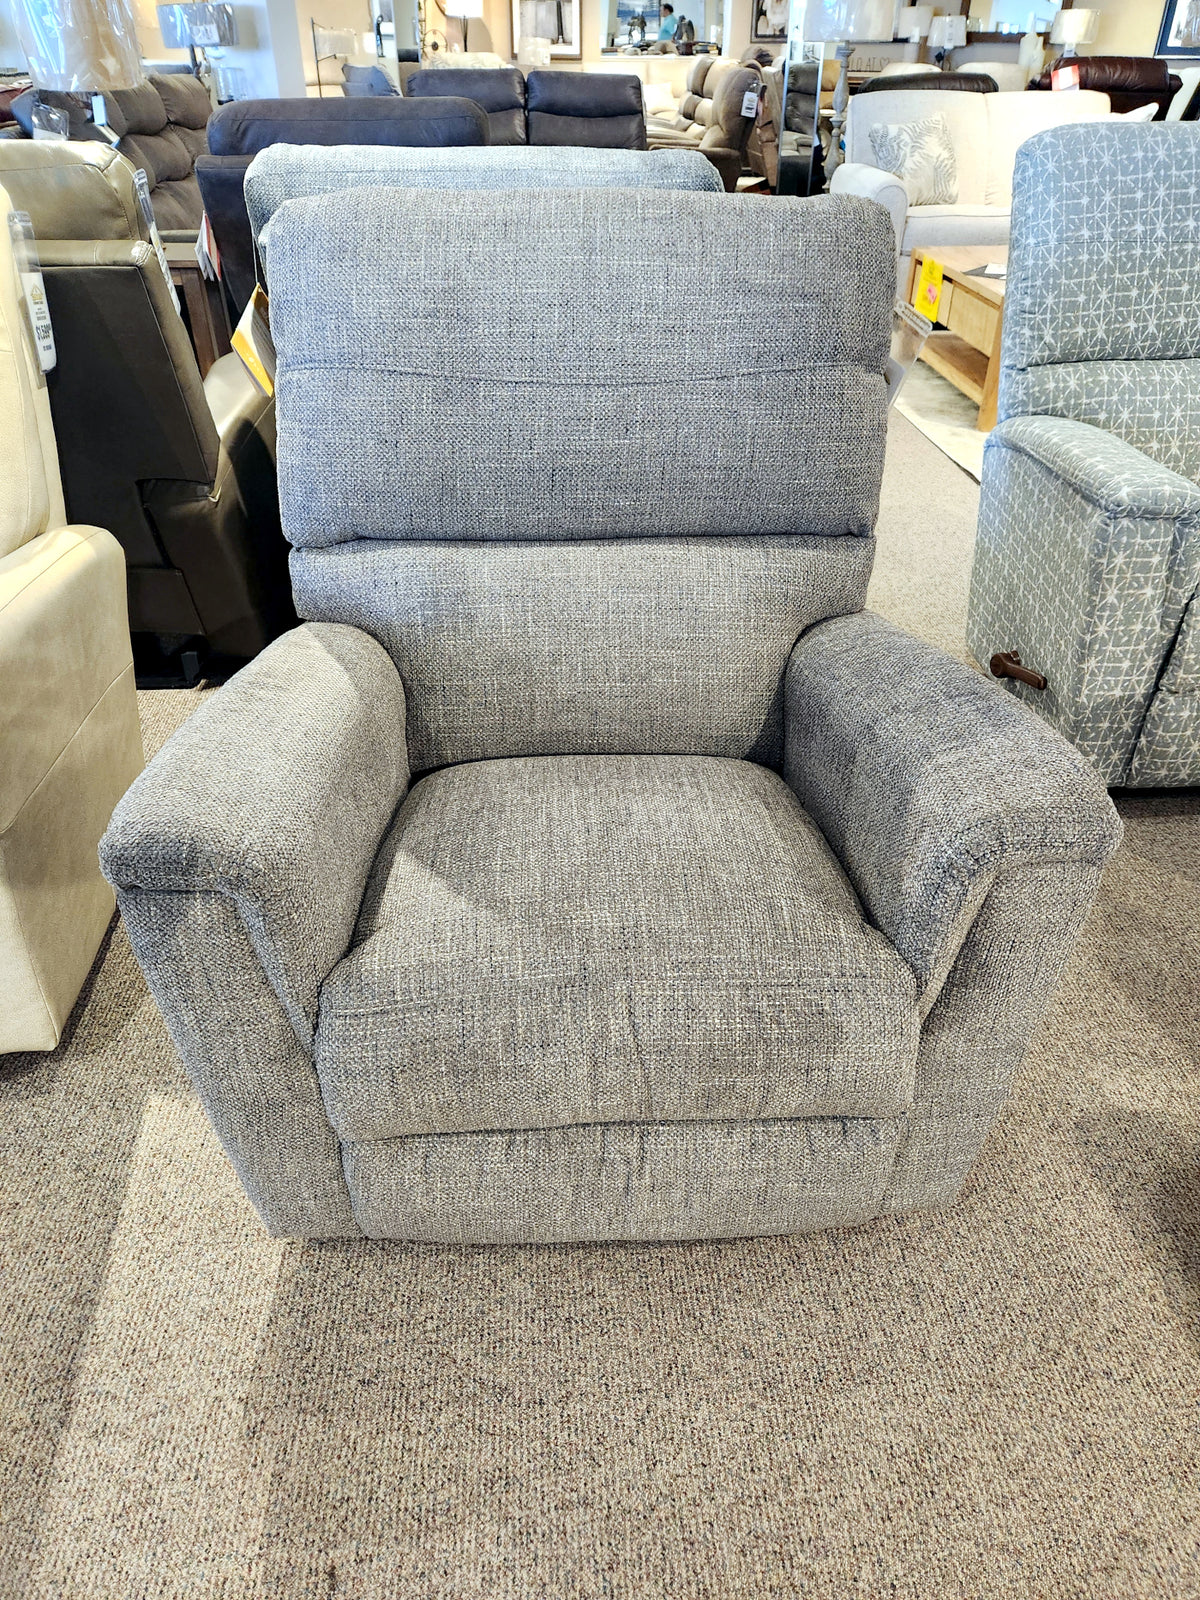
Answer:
1110;102;1159;122
868;112;959;205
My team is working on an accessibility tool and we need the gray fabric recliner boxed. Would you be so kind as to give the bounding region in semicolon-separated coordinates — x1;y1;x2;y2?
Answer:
968;124;1200;787
101;184;1119;1244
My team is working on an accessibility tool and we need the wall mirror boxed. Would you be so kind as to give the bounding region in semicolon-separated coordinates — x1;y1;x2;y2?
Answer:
601;0;728;54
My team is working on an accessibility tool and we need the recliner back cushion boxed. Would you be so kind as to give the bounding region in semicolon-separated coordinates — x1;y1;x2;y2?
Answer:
265;186;893;768
1000;124;1200;483
245;144;720;244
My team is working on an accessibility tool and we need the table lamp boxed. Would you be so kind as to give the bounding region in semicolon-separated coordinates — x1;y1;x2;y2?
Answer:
456;0;484;50
926;12;966;66
1049;7;1098;57
14;0;144;91
802;0;896;178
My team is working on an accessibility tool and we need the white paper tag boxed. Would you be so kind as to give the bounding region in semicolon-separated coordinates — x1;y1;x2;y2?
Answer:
21;269;56;372
741;87;759;119
192;21;220;44
8;212;55;373
133;167;181;314
91;93;107;126
195;211;220;280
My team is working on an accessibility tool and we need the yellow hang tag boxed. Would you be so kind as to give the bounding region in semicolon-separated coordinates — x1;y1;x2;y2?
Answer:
913;256;944;324
231;284;275;398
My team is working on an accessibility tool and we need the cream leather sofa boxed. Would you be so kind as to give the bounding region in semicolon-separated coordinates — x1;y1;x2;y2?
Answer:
0;182;143;1053
831;87;1110;276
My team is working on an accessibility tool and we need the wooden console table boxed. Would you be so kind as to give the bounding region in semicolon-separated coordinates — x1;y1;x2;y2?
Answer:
165;241;232;378
905;246;1008;432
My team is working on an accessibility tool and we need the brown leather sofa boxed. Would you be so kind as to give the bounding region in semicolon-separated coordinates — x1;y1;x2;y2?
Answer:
0;141;294;683
647;56;759;190
1030;55;1182;118
9;71;211;234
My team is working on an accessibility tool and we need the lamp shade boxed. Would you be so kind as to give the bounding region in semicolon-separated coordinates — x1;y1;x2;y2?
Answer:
15;0;144;90
457;0;485;15
1050;8;1098;45
926;13;967;50
897;5;933;39
802;0;896;42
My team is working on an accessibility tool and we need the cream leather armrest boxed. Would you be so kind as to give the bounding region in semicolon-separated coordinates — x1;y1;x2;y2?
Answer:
0;526;143;1051
830;162;909;254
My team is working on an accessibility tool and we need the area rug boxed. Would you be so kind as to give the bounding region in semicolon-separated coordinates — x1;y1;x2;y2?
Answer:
894;360;988;482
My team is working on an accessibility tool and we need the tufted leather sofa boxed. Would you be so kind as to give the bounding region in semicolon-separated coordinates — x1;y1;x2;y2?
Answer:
10;71;211;235
647;55;759;190
1030;55;1182;119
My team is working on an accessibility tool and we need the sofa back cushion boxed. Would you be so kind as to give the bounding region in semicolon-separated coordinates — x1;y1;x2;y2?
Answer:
981;88;1109;205
525;70;646;148
406;67;527;144
263;186;893;768
846;89;988;201
206;95;488;154
999;123;1200;483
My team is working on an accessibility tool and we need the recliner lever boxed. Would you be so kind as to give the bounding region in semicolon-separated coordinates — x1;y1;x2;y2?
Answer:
990;651;1047;691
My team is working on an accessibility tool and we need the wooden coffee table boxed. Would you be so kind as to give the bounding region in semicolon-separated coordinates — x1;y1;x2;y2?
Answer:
904;246;1008;432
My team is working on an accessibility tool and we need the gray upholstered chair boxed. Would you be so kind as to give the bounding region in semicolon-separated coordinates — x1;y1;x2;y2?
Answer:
968;124;1200;787
101;185;1119;1243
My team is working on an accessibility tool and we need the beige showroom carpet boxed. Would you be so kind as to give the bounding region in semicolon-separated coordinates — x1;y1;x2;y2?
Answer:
3;414;1199;1600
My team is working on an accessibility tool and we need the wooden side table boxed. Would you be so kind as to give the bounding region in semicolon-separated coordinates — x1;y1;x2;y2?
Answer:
905;246;1008;432
165;242;232;378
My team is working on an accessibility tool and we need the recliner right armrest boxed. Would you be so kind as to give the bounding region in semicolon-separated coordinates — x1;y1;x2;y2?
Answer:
830;162;908;253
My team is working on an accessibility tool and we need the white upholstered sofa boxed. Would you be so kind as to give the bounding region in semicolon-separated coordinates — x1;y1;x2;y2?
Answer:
831;87;1111;274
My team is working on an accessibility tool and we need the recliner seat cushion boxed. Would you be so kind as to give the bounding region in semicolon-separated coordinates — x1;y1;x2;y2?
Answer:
315;755;919;1142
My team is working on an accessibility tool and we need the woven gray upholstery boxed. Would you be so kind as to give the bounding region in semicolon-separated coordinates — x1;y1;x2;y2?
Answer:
317;755;919;1141
343;1117;903;1243
101;624;409;1048
291;534;875;772
783;610;1119;1211
260;188;894;548
102;179;1120;1242
243;143;721;247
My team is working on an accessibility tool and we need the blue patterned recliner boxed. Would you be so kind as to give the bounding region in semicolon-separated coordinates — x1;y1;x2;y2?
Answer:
968;123;1200;787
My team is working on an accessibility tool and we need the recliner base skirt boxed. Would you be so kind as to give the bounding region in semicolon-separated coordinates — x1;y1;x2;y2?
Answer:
340;1116;903;1243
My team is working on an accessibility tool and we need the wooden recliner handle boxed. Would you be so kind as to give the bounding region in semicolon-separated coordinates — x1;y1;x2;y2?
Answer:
990;651;1047;691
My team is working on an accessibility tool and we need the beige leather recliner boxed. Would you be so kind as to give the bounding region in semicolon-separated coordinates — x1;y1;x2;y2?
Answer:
646;56;759;190
0;180;143;1053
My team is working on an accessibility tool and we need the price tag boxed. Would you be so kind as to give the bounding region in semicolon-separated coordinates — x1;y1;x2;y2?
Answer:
231;285;275;397
192;21;220;43
912;255;944;323
741;86;760;119
91;93;107;126
1051;63;1080;91
8;212;55;373
133;167;182;315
